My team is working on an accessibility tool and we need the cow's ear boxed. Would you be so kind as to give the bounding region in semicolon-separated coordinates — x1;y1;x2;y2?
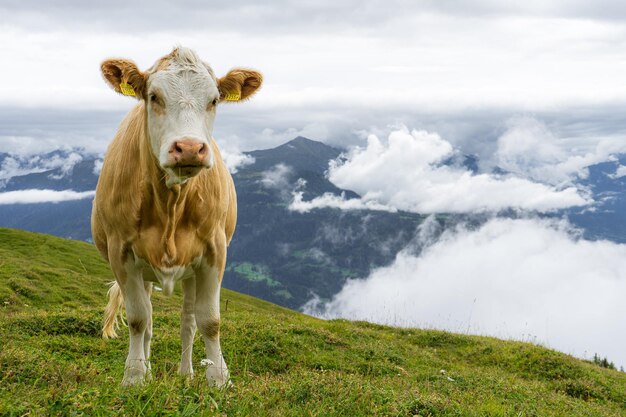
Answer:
218;68;262;102
101;59;146;99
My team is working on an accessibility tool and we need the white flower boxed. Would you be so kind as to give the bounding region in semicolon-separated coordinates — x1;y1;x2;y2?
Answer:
200;359;214;367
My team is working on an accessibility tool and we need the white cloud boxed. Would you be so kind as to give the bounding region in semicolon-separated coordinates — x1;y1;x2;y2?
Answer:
290;191;396;213
299;127;589;214
259;164;293;189
2;8;626;154
494;117;626;185
0;136;58;156
304;217;626;368
609;164;626;179
0;189;95;204
218;147;255;174
93;159;103;175
3;9;626;117
260;124;330;144
47;152;82;179
0;151;85;183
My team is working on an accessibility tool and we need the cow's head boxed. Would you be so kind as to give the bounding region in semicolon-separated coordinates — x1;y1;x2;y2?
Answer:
101;47;262;187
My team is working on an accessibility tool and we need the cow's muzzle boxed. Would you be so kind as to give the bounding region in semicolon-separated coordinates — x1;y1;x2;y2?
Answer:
166;139;210;168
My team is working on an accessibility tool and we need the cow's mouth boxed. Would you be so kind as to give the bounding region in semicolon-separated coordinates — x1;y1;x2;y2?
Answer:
164;165;205;187
174;164;204;170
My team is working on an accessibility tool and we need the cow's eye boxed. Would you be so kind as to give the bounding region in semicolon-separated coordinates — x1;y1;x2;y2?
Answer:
212;98;218;106
150;94;158;102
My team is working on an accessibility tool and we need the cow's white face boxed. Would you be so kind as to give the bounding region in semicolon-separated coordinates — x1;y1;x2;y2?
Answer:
100;47;263;187
145;51;219;185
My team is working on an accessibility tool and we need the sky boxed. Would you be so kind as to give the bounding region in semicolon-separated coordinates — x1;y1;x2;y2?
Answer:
1;1;626;366
2;1;626;155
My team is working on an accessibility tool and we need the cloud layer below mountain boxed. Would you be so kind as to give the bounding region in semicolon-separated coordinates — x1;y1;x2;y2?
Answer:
304;217;626;368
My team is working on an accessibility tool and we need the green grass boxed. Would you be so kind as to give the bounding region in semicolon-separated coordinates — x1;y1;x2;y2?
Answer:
0;227;625;416
225;262;280;287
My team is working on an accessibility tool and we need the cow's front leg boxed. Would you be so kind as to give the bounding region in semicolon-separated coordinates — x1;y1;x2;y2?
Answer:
143;282;153;379
120;263;151;386
179;275;197;377
194;259;229;387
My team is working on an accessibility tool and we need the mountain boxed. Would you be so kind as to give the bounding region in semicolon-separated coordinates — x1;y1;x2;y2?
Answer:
247;136;343;173
0;150;99;192
2;139;626;310
2;228;624;416
566;155;626;243
0;139;425;309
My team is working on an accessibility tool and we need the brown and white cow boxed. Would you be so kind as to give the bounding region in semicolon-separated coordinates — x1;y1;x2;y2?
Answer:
92;47;262;387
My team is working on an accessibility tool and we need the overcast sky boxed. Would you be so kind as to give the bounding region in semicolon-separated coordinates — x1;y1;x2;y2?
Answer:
2;1;626;154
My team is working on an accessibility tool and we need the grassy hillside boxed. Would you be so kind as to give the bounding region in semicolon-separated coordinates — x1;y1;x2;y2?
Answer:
0;228;624;416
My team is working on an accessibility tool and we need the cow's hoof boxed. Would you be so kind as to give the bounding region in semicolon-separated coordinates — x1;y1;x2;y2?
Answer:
122;364;147;386
179;362;194;378
206;367;230;389
122;374;145;387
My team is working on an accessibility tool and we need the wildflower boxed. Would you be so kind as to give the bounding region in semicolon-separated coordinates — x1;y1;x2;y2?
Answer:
200;359;215;367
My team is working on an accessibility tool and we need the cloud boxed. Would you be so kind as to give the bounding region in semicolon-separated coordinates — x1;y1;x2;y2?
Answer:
290;191;396;213
304;216;626;368
259;164;293;189
47;152;83;180
3;4;626;155
5;1;626;34
608;164;626;179
494;117;626;185
0;189;95;204
93;159;103;175
0;151;85;183
4;6;626;118
218;147;255;174
297;127;589;214
260;124;330;144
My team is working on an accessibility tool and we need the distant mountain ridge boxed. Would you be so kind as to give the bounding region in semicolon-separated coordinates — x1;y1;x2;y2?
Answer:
0;138;424;308
0;150;99;192
1;137;626;308
248;136;342;172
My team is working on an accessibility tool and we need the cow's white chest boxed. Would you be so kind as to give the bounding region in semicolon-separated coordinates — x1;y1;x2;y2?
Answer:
152;265;187;295
134;255;201;296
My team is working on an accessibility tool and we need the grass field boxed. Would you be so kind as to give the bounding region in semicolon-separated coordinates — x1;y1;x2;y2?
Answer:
1;227;625;416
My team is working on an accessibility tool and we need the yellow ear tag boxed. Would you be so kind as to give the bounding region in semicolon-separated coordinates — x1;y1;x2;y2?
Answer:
119;82;136;97
224;92;241;101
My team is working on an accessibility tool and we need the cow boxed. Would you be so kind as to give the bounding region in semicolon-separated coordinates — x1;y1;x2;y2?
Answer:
92;46;262;387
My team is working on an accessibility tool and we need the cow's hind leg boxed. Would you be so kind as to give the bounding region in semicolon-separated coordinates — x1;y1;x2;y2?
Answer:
194;258;229;387
179;275;197;377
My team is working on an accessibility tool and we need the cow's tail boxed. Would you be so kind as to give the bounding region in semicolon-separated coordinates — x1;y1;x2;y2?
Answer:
102;281;125;339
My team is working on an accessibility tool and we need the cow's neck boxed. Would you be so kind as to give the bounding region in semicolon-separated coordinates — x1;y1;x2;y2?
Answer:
140;134;193;263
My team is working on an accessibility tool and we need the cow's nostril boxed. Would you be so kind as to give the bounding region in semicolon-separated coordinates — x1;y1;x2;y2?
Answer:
174;143;183;154
198;143;207;155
